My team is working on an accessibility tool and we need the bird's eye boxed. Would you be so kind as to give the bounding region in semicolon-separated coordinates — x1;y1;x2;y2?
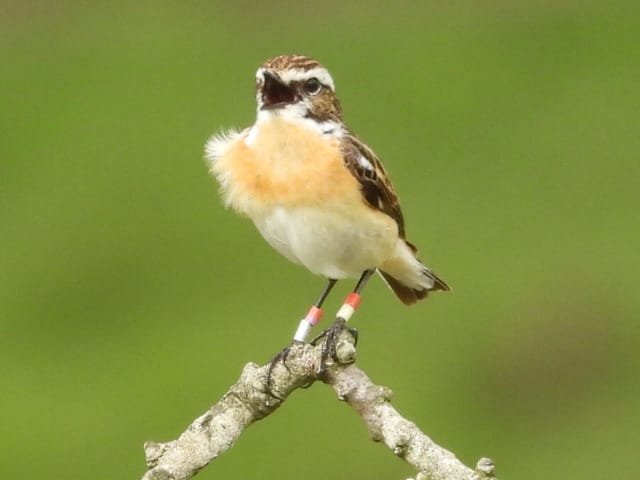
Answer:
303;78;322;95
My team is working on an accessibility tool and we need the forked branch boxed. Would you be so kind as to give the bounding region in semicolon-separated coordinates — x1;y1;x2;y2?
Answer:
141;330;496;480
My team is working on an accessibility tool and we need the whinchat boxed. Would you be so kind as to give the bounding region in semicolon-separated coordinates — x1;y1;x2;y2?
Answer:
205;55;449;344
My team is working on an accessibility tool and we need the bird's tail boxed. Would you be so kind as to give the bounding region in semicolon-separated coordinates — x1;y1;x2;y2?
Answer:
378;239;450;306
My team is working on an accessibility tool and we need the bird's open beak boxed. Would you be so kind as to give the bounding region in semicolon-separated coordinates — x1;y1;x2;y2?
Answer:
261;71;296;109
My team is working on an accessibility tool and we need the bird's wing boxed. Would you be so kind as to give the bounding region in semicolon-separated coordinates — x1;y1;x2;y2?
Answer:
341;132;407;238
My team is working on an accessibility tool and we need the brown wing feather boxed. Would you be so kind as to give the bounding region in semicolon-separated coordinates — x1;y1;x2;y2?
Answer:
341;132;406;237
341;132;451;304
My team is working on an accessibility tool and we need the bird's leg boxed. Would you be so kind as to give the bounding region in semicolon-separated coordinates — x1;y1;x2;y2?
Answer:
267;278;338;395
291;278;337;343
311;269;375;375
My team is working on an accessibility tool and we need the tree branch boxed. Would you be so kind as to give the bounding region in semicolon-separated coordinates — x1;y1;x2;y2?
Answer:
141;330;496;480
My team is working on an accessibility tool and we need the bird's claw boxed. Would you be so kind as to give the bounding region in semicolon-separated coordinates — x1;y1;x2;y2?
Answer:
310;317;358;377
266;344;294;398
266;341;316;398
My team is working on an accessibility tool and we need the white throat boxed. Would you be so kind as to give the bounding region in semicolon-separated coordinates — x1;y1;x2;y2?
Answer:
251;107;344;142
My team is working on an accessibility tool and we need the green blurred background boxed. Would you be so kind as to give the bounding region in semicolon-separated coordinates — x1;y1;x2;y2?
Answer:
2;1;638;478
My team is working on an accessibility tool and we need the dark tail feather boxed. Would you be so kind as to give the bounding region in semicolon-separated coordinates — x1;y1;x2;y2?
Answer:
428;268;451;292
379;269;450;306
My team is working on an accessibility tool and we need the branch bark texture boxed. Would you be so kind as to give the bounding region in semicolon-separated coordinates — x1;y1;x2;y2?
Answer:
141;331;495;480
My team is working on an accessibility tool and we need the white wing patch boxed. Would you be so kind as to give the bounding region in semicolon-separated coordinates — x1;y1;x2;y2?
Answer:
357;154;374;171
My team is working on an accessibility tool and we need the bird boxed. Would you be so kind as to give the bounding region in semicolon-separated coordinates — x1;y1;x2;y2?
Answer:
205;54;449;346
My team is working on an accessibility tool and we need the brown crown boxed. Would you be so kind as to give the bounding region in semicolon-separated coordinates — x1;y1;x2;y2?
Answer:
261;54;324;72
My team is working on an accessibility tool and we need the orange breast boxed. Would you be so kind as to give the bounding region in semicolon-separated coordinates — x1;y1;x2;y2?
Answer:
215;118;362;213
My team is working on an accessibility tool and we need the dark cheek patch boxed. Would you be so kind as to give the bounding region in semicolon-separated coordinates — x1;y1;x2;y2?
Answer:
303;93;342;122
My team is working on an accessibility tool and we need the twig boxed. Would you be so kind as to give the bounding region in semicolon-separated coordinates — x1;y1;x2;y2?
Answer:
141;330;496;480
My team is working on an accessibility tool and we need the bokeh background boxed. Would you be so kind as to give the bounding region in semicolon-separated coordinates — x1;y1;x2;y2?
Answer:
2;1;638;478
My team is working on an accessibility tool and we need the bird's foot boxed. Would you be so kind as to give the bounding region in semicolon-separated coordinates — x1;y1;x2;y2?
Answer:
266;343;295;398
310;317;358;377
266;341;317;398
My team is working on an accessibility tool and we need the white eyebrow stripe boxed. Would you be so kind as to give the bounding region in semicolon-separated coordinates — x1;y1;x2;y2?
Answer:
276;67;336;91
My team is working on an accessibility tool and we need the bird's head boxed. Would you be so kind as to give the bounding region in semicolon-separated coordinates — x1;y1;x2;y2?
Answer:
255;55;343;124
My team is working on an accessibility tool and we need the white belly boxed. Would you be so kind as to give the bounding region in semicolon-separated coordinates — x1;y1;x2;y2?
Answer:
251;205;397;279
